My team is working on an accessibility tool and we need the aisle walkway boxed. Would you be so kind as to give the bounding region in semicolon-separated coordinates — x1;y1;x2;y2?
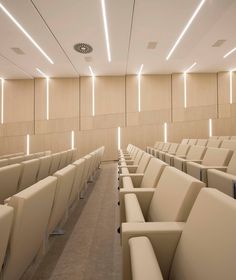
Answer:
33;162;122;280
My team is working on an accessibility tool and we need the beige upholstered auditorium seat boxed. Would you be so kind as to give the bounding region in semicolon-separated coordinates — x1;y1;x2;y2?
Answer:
220;140;236;151
0;159;8;167
158;143;178;162
210;136;218;139
37;155;52;181
18;159;40;191
147;142;161;155
70;159;86;204
48;165;76;234
24;154;37;161
121;158;167;189
119;150;144;169
180;139;188;144
206;139;222;147
187;139;197;145
207;152;236;197
0;205;14;273
66;148;77;165
58;151;68;169
119;144;134;158
0;152;23;159
164;144;190;165
120;145;137;159
8;155;25;165
173;145;206;172
49;152;61;175
3;176;57;280
231;136;236;140
196;139;208;146
120;166;204;226
218;136;231;140
151;142;164;156
154;143;170;158
119;147;140;163
0;164;22;204
186;147;233;183
120;153;151;176
123;189;236;280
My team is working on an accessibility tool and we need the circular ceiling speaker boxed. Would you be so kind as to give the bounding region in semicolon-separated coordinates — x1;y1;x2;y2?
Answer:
74;43;93;54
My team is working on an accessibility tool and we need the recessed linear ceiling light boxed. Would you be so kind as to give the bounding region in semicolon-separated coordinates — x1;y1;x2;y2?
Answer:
184;62;197;73
101;0;111;62
36;68;48;78
0;3;54;64
224;47;236;59
138;64;144;76
212;40;226;47
166;0;205;60
147;41;157;49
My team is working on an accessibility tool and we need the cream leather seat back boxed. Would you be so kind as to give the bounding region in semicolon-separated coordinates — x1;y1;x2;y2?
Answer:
133;150;144;165
83;154;93;184
49;152;61;175
221;140;236;151
48;165;76;234
37;155;52;181
170;188;236;280
140;158;167;188
66;149;73;165
196;139;208;146
167;143;179;154
3;176;57;280
202;148;232;166
0;205;14;271
148;167;204;222
0;164;22;203
180;139;189;144
24;154;36;161
71;148;78;162
136;153;152;173
8;155;25;165
206;139;222;148
218;136;231;140
186;145;206;160
226;152;236;175
69;159;85;206
188;139;197;145
175;144;190;156
18;159;40;191
58;151;68;169
231;136;236;140
0;159;8;167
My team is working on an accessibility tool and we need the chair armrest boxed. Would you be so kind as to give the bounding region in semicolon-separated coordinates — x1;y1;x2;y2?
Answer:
122;222;184;280
129;174;144;187
126;165;138;173
124;194;145;223
119;188;155;223
200;166;228;183
121;174;144;189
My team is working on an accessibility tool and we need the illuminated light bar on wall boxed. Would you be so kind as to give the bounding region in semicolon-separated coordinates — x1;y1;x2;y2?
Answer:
36;68;50;120
0;78;3;124
101;0;111;62
164;122;168;143
138;64;143;113
183;62;197;108
229;68;236;104
224;46;236;59
117;126;121;150
166;0;205;60
209;118;212;138
0;3;54;64
89;66;95;116
71;130;75;149
26;134;30;155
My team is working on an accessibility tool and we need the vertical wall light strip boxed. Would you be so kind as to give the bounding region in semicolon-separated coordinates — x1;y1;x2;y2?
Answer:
230;71;233;104
184;73;187;108
137;64;143;113
101;0;111;62
46;77;49;120
117;126;121;150
1;78;4;124
92;76;95;116
209;118;212;137
164;122;168;143
71;130;75;149
26;134;30;155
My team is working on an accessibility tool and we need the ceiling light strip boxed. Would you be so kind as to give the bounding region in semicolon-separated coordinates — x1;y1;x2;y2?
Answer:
224;47;236;59
46;78;49;120
101;0;111;62
0;3;54;64
166;0;205;60
184;62;197;73
1;78;4;124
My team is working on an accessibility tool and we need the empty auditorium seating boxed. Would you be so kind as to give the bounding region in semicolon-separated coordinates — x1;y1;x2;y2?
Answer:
49;152;61;175
164;144;190;165
220;140;236;151
37;155;52;181
186;147;233;183
18;159;40;191
58;151;68;169
120;158;167;189
8;156;25;165
0;159;8;168
158;143;179;162
187;139;197;145
206;139;222;148
154;143;170;158
119;149;143;167
207;152;236;197
0;164;22;204
3;176;57;280
173;145;206;172
196;139;208;146
123;188;236;280
120;153;151;176
180;139;188;144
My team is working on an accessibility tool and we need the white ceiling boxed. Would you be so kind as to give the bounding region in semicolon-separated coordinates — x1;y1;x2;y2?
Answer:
0;0;236;78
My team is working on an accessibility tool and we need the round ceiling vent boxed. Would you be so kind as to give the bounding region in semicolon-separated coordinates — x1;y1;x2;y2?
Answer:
74;43;93;54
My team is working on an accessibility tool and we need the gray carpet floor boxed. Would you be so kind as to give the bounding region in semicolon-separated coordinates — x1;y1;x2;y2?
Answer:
32;162;122;280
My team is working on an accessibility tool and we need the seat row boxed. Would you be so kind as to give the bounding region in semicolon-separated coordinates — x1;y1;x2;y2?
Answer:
0;150;51;168
0;152;24;160
0;149;77;204
0;146;104;280
118;144;236;280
